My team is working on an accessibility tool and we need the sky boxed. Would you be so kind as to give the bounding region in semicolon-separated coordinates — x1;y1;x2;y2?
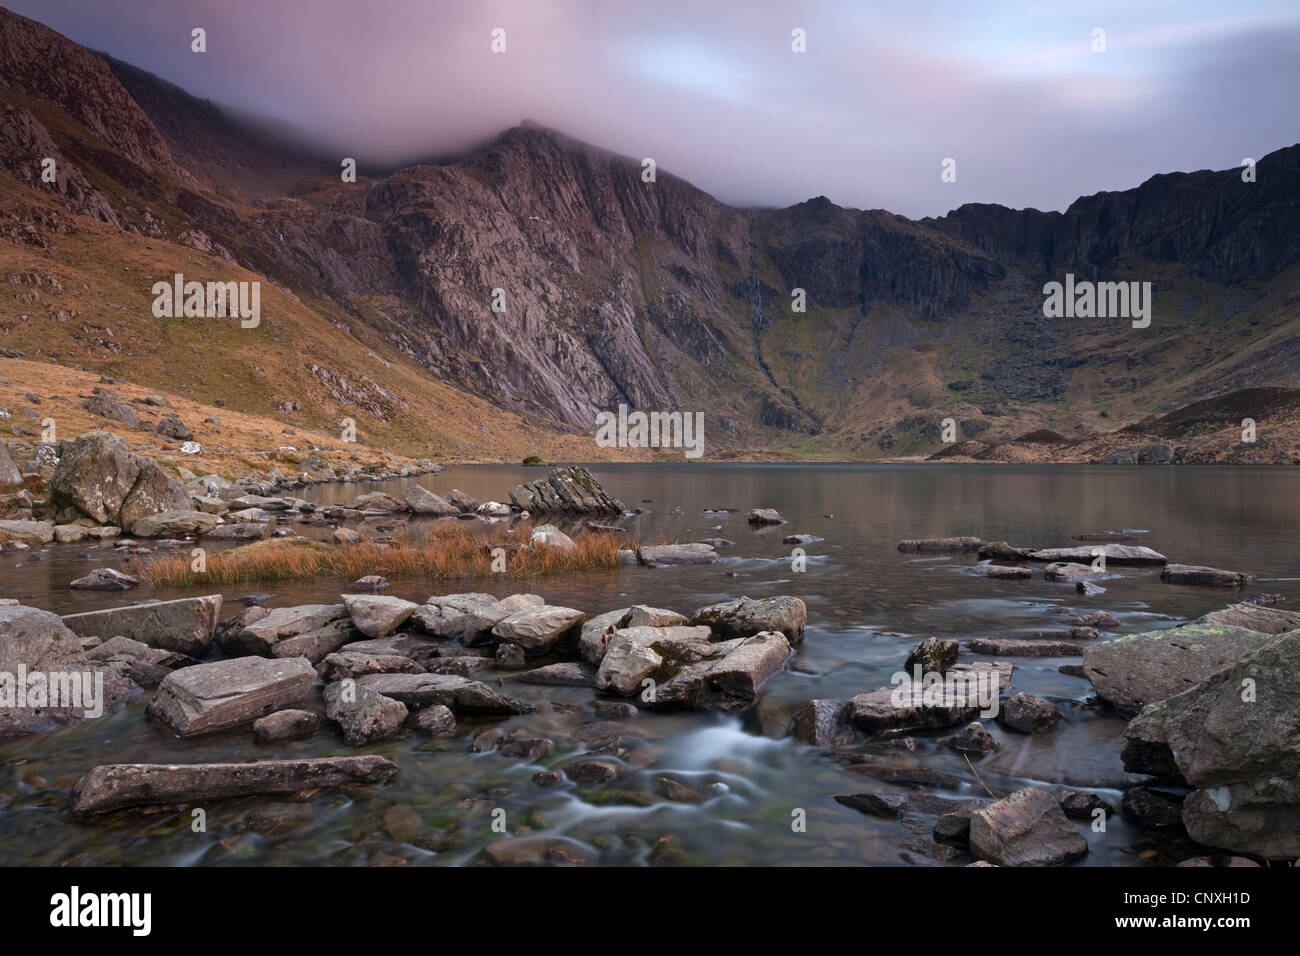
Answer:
11;0;1300;218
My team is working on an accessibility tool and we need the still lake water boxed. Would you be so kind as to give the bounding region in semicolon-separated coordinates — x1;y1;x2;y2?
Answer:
2;463;1297;865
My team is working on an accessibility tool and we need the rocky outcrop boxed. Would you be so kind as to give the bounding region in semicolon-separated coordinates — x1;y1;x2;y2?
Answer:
508;467;624;514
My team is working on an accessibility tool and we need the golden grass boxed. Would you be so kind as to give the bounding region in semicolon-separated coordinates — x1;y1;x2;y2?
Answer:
130;522;646;587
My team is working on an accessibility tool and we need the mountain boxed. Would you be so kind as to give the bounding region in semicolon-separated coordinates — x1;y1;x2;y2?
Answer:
2;6;1298;464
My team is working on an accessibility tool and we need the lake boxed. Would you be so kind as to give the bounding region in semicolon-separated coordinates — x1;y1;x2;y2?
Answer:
2;463;1296;865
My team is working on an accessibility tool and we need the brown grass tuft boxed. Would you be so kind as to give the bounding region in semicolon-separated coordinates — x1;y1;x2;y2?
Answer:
131;521;646;587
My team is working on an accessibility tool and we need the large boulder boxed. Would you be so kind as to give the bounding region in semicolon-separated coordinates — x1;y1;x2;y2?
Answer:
969;788;1088;866
61;595;222;656
596;625;714;696
0;519;54;545
147;656;316;736
1122;631;1300;858
410;592;498;637
118;459;189;532
404;484;458;516
0;606;123;735
1082;623;1276;715
48;431;141;524
0;442;21;490
460;593;544;645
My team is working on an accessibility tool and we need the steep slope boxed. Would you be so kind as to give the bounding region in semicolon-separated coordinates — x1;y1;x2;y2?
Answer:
1;6;1298;462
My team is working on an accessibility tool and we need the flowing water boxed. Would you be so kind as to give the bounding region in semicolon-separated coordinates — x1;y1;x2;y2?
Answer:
2;463;1297;866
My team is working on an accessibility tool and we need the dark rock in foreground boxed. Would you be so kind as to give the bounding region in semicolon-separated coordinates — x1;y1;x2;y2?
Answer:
70;756;398;815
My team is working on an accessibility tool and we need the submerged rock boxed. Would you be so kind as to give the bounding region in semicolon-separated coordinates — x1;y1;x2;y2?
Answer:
70;756;398;815
897;536;983;552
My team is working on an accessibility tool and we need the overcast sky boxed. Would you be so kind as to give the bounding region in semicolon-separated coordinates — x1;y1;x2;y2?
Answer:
13;0;1300;217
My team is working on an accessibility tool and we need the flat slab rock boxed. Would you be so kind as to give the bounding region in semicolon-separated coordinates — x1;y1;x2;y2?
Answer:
638;543;717;567
897;537;983;552
354;673;532;714
61;595;222;657
1028;544;1166;565
1082;623;1277;715
848;661;1013;734
148;656;317;736
1160;564;1254;587
70;756;398;815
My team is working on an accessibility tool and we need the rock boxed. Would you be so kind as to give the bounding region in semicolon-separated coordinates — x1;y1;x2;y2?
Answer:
82;392;141;427
1072;531;1134;542
578;608;631;664
897;536;983;552
933;810;973;845
119;459;190;531
491;605;585;655
442;489;479;512
323;680;408;745
54;523;90;543
835;792;907;817
354;673;532;714
1194;600;1300;633
403;484;458;516
476;501;511;516
316;650;423;681
997;692;1064;734
1102;443;1173;465
498;736;552;761
408;704;456;737
1076;581;1106;596
351;491;406;512
0;606;121;735
905;637;958;673
147;656;316;736
1083;622;1276;715
969;564;1032;579
0;519;54;545
655;776;706;803
70;756;398;815
205;522;269;540
232;603;349;656
595;625;712;696
1050;787;1112;820
847;661;1011;734
61;595;222;656
422;656;490;678
563;758;621;784
969;788;1088;867
509;662;597;687
69;567;139;590
690;596;806;643
938;720;1000;753
460;593;544;644
747;508;785;525
341;594;418;638
494;642;527;669
131;509;220;537
968;637;1088;656
791;698;855;747
1182;784;1300;859
345;575;389;593
1121;787;1187;829
530;523;576;550
1160;564;1255;587
1028;544;1166;565
594;700;638;719
508;467;624;514
1043;562;1109;583
704;632;790;699
84;636;192;688
0;441;21;489
410;592;498;637
1176;856;1261;868
638;543;717;566
978;541;1035;560
782;533;819;544
253;709;322;743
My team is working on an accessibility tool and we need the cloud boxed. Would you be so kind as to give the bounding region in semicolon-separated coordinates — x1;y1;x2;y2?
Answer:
11;0;1299;217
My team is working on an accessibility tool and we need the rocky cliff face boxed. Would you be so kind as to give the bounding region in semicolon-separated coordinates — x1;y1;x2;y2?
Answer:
2;6;1297;457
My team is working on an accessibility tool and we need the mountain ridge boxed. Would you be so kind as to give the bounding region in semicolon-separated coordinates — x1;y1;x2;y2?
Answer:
2;5;1298;465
